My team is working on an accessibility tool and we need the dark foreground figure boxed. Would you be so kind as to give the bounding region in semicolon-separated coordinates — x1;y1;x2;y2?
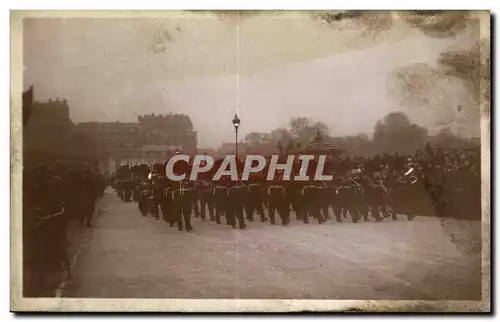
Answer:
23;164;105;297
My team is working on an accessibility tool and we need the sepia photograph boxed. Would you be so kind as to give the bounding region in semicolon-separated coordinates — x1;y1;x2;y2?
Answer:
10;9;491;312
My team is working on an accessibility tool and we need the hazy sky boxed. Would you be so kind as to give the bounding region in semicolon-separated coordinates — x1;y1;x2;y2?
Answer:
23;12;480;148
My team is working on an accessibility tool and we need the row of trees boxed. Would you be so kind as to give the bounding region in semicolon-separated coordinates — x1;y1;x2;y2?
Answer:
227;112;479;157
242;117;328;150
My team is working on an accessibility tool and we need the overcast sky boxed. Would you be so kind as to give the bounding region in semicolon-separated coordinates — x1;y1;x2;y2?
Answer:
23;12;480;148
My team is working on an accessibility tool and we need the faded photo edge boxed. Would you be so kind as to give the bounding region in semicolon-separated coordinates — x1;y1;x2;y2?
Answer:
9;10;492;313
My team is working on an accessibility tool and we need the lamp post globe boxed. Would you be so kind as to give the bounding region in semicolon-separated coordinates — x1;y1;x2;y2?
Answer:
232;114;241;130
232;114;241;159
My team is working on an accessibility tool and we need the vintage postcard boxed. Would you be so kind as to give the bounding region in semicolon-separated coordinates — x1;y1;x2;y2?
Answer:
10;10;491;312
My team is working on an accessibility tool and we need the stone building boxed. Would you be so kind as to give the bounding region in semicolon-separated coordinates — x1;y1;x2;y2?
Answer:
23;98;102;170
76;113;197;176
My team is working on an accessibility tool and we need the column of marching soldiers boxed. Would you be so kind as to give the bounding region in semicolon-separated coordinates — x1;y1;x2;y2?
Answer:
113;145;481;232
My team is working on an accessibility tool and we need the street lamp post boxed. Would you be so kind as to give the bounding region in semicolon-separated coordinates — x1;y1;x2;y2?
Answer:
232;114;241;159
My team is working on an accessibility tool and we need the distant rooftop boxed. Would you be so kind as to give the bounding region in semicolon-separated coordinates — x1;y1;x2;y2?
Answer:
140;145;180;152
77;122;138;126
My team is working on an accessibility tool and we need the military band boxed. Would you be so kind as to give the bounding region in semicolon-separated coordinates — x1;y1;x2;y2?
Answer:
114;145;480;232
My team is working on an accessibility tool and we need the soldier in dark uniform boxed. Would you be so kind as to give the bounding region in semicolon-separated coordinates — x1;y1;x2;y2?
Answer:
171;178;194;231
71;168;98;227
123;177;133;202
168;160;194;231
390;170;417;221
157;175;170;222
24;166;71;296
330;156;351;221
213;182;227;224
197;181;213;221
116;179;124;201
331;174;347;222
299;158;326;224
212;159;229;225
131;164;149;203
163;178;176;226
192;154;209;219
137;180;150;216
147;171;160;219
292;160;312;224
360;159;386;221
318;158;336;221
197;169;215;221
116;165;132;202
132;176;140;202
337;173;361;223
244;169;266;222
192;174;201;219
287;158;304;221
130;166;137;199
357;174;383;222
226;181;247;229
267;168;290;225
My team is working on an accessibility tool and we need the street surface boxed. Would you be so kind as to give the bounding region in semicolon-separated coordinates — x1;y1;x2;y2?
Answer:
62;189;482;300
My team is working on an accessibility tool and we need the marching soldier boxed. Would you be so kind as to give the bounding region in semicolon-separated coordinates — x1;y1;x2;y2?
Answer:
169;161;194;232
197;180;215;221
147;171;160;219
267;168;290;225
226;181;247;229
123;177;133;202
174;178;194;232
357;175;383;222
331;175;347;222
211;159;231;225
137;180;150;216
346;174;362;223
70;168;100;227
287;158;304;221
244;169;266;222
299;158;326;224
132;176;141;202
213;179;228;225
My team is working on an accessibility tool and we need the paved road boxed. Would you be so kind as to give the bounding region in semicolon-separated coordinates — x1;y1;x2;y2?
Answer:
62;189;482;300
